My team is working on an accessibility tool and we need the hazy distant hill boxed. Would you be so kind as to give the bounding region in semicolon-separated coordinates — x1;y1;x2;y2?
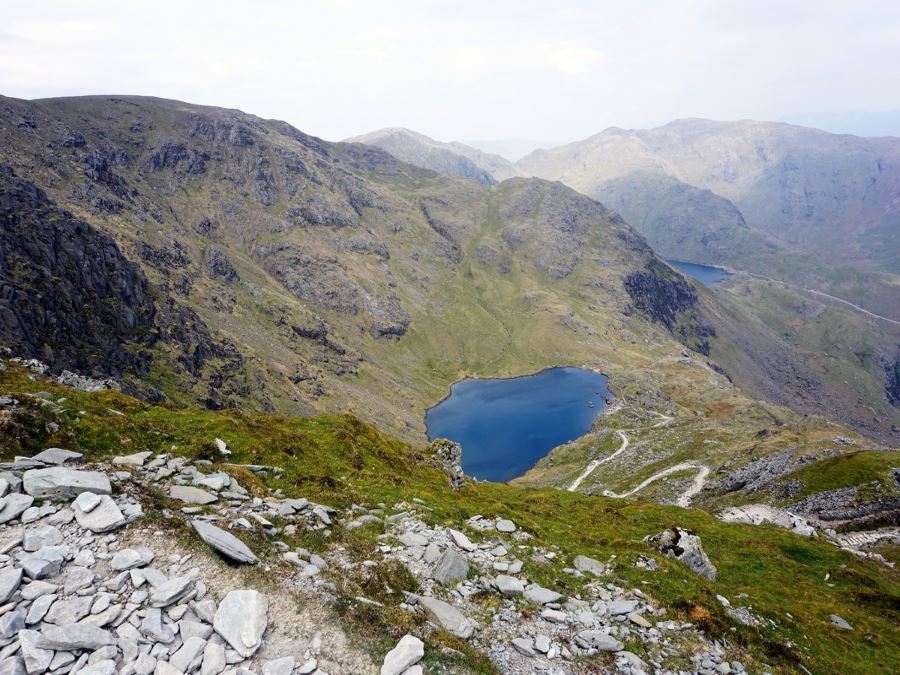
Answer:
345;127;519;183
517;119;900;276
783;110;900;138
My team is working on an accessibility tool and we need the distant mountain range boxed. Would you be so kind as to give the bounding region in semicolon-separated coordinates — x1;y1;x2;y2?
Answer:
349;120;900;320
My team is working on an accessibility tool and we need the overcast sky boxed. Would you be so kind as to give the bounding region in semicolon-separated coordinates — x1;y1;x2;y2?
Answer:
2;0;900;143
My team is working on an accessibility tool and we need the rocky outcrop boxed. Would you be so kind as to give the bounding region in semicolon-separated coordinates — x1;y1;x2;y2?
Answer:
646;528;717;580
429;438;466;490
0;167;156;377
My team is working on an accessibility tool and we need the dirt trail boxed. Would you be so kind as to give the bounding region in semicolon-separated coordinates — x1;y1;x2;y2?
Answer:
603;462;710;508
568;430;628;491
567;410;673;493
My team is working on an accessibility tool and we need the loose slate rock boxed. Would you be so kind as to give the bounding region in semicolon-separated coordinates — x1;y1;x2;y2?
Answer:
31;449;83;466
111;547;155;571
431;549;468;586
112;451;152;467
0;494;34;524
575;629;623;651
496;518;516;533
192;520;258;564
23;468;111;500
213;589;268;657
573;555;605;577
170;486;218;505
73;495;126;533
150;576;194;608
381;634;424;675
417;596;476;639
38;623;115;650
524;583;562;605
0;568;23;604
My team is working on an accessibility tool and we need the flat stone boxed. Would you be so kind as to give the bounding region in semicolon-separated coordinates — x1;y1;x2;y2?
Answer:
0;494;34;524
496;519;516;533
62;565;95;594
431;549;468;586
628;612;652;628
19;629;53;675
261;656;295;675
20;580;56;600
73;495;126;533
169;636;207;672
170;486;218;505
111;547;155;571
20;546;66;579
0;610;25;640
112;452;153;467
0;568;22;604
830;614;853;630
22;468;110;501
534;634;551;654
381;634;423;675
45;596;92;624
154;662;183;675
31;449;83;466
213;590;268;658
0;656;25;675
494;575;525;596
150;576;194;608
398;532;428;548
416;596;476;639
574;629;623;651
511;637;535;657
200;643;225;675
22;526;63;552
38;623;114;650
524;584;562;605
140;608;175;643
25;594;56;625
448;529;476;552
192;520;257;564
573;555;605;577
608;600;638;615
74;491;101;513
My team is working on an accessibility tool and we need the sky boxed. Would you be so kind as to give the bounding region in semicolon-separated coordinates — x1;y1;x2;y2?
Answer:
2;0;900;144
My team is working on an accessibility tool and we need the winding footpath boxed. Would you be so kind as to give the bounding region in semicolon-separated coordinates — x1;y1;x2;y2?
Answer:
567;430;628;492
567;411;710;507
603;462;710;507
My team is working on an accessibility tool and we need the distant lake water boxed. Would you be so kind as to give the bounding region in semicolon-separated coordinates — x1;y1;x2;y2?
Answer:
425;367;611;482
667;259;730;286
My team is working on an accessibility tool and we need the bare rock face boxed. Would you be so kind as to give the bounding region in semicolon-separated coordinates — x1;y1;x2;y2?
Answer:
429;439;465;491
0;166;156;377
646;527;717;581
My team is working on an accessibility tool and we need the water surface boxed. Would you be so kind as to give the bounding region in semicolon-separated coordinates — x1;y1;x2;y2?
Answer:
425;367;610;482
667;259;730;287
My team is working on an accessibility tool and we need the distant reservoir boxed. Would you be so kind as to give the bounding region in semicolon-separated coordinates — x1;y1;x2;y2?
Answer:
424;367;611;482
667;259;731;287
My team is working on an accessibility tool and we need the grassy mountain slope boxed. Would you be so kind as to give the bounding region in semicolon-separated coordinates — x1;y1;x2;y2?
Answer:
0;94;895;483
0;360;897;674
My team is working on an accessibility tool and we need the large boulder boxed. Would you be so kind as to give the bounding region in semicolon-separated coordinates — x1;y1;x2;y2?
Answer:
23;468;110;501
213;590;268;658
192;520;258;564
646;527;717;580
